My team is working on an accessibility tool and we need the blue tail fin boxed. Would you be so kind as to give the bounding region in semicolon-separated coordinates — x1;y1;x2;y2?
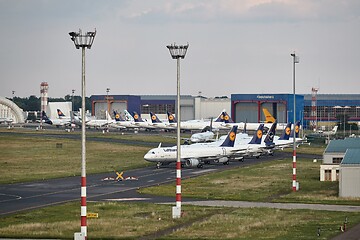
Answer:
132;112;144;122
167;111;177;123
221;112;234;123
113;111;124;122
290;121;301;138
279;122;292;140
248;124;264;144
264;122;276;148
150;112;162;123
220;125;238;147
57;109;65;117
42;111;52;124
214;110;225;122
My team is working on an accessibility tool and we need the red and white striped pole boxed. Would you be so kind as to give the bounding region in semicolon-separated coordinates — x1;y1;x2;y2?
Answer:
291;52;299;192
166;43;189;219
80;46;87;237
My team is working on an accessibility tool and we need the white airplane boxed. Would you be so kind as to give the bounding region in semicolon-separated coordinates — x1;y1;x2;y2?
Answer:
42;111;71;127
144;125;239;168
188;118;216;143
85;111;114;128
149;112;173;130
217;111;289;131
165;111;225;131
315;126;338;136
0;117;13;124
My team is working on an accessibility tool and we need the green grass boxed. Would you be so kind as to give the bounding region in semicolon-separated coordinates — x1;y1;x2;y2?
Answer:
1;202;359;239
0;134;151;184
140;157;360;206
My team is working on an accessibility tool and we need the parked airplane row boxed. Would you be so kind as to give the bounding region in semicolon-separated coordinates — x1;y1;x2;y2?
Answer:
144;121;305;169
41;108;291;136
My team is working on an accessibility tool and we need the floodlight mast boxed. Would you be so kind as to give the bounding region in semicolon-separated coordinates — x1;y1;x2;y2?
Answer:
69;29;96;239
291;52;299;192
166;43;189;219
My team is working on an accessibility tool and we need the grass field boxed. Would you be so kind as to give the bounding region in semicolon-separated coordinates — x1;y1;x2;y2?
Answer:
0;201;359;239
140;157;360;206
1;129;360;239
0;132;152;184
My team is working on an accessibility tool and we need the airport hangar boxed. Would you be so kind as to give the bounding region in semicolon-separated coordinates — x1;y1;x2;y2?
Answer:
90;93;360;128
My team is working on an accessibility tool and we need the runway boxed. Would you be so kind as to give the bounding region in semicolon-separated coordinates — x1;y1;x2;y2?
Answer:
0;154;286;216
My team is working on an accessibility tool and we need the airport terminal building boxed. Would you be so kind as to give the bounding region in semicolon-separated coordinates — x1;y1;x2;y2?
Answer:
90;93;360;129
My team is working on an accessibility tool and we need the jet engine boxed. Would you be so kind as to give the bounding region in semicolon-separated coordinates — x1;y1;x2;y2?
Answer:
186;158;201;168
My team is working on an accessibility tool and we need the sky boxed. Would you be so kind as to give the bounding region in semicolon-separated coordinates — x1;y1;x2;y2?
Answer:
0;0;360;98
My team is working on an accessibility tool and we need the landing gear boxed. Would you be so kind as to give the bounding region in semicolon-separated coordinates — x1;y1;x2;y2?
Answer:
156;162;161;169
197;163;203;168
223;161;229;165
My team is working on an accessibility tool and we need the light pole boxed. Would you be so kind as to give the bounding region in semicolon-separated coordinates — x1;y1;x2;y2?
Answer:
72;89;75;129
343;106;350;138
291;52;299;192
166;43;189;218
106;88;110;131
69;29;96;238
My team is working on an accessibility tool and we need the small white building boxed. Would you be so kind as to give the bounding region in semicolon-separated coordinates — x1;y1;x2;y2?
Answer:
320;138;360;181
339;149;360;198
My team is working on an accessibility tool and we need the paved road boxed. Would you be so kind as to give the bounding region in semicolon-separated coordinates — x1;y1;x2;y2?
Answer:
0;156;275;216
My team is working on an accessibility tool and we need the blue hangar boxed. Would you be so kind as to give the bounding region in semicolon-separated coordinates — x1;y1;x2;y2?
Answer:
231;94;304;124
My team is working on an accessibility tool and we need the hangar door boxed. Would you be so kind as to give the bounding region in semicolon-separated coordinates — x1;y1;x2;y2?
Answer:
111;101;127;119
94;102;107;119
260;102;286;122
235;102;258;123
181;105;194;121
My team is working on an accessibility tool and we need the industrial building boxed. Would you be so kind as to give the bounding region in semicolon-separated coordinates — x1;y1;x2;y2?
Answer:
339;148;360;198
89;94;360;131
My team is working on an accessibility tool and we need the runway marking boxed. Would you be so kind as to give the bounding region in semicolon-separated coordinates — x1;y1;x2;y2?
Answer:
105;198;150;201
0;193;22;203
191;169;216;174
147;180;155;183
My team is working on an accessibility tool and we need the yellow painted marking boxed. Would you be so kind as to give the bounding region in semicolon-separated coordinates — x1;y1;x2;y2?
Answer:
116;171;124;180
87;213;99;218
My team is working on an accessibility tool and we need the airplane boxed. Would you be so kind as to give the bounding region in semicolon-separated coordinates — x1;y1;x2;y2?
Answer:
262;108;276;123
315;126;338;136
218;111;288;131
144;125;239;169
107;111;127;129
131;111;154;130
41;111;71;127
188;118;216;143
165;110;225;131
149;112;173;130
0;117;13;124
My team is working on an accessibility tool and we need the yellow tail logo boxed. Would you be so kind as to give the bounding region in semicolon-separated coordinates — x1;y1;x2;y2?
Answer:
262;108;276;123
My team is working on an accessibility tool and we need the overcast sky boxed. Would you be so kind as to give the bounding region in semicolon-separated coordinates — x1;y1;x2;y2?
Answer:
1;0;359;98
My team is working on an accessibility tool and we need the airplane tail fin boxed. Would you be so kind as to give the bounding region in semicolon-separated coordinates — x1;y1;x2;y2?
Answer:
124;110;134;121
221;111;234;123
167;111;177;123
150;112;162;123
279;122;292;140
133;112;144;122
290;121;301;138
332;126;338;133
262;108;276;123
248;124;264;144
220;125;238;147
42;111;52;124
264;122;277;147
214;109;226;122
57;109;66;118
113;111;121;122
